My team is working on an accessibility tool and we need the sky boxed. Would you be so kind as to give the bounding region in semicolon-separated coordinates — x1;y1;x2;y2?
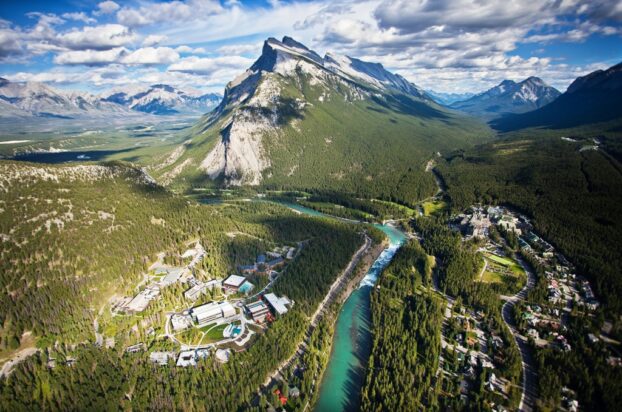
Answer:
0;0;621;95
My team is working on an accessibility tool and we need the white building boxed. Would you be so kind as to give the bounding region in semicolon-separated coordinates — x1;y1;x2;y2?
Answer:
171;314;193;331
149;351;175;366
191;302;236;325
264;293;291;316
177;350;197;367
160;268;185;286
184;282;207;301
215;348;231;363
223;275;246;292
125;285;160;313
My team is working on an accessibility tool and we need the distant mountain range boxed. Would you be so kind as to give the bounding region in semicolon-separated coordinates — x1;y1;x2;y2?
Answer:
156;36;491;195
492;62;622;131
426;91;475;105
0;78;221;119
100;84;221;115
450;77;561;119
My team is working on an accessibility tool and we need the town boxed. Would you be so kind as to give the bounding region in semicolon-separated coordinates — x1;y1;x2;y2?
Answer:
434;205;609;411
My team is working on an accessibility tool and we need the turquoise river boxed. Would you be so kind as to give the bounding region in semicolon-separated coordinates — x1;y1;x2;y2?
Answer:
278;201;407;411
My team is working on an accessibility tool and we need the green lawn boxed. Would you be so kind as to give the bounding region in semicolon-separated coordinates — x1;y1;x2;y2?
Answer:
421;199;447;216
481;270;504;283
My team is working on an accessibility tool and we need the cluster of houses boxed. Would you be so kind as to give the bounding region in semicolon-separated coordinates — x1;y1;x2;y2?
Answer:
515;232;601;350
439;302;513;405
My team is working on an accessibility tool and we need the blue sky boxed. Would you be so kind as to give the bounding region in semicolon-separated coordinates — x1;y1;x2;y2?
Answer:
0;0;620;94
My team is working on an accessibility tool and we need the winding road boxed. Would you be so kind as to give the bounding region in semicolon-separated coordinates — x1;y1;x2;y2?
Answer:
501;257;538;412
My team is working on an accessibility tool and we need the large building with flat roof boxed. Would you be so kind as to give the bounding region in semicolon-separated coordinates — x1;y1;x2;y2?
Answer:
223;274;247;292
125;285;160;313
264;293;291;316
191;301;236;325
246;300;270;323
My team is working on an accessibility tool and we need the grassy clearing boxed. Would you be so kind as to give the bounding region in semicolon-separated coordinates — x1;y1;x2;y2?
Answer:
421;199;447;216
482;270;504;283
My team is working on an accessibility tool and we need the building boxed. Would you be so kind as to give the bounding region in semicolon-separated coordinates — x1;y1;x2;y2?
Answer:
149;351;175;366
265;257;285;270
171;314;193;331
223;274;247;292
184;282;207;301
125;343;146;353
192;303;222;325
206;279;222;288
221;301;236;318
246;300;270;323
215;348;231;363
191;301;236;326
264;293;292;316
160;268;185;286
177;351;197;367
498;214;521;235
125;285;160;313
286;247;296;260
239;264;257;274
468;213;491;238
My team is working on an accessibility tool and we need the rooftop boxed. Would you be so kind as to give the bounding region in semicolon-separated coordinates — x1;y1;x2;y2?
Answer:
224;274;246;287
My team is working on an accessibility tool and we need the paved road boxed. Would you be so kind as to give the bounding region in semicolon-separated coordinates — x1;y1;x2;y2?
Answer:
501;257;538;412
0;347;39;378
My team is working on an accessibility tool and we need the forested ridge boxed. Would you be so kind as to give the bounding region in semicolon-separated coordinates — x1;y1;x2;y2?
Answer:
361;241;443;410
0;160;370;411
438;130;622;315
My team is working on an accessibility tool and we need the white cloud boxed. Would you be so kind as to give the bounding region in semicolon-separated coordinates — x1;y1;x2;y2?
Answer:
54;47;127;65
58;24;137;50
116;0;224;27
62;12;96;24
121;47;180;65
175;45;206;54
168;55;253;75
216;42;262;56
0;28;23;58
142;34;168;46
96;1;120;16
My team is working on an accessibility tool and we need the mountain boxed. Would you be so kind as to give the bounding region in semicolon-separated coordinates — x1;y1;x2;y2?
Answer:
492;62;622;131
0;78;221;120
0;78;134;119
100;84;221;115
426;90;476;105
450;77;561;120
157;36;492;204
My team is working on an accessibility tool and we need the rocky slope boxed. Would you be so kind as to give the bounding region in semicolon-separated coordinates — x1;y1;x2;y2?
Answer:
158;36;492;202
450;77;561;120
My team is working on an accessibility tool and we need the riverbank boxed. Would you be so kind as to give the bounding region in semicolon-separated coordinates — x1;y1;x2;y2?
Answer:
314;226;407;412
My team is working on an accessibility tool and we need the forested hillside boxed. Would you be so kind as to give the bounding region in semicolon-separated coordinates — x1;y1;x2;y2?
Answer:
0;160;368;410
438;129;622;315
159;37;493;207
361;241;443;410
